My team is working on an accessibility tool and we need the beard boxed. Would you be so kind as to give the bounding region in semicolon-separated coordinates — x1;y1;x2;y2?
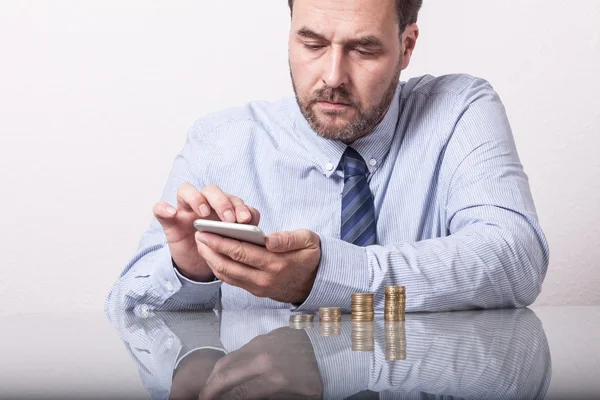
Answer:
290;60;402;143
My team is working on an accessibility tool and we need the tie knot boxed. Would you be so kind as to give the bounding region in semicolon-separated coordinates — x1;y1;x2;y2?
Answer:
342;147;368;178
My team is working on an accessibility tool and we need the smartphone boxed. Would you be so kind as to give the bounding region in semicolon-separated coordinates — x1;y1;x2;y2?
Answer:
193;219;266;246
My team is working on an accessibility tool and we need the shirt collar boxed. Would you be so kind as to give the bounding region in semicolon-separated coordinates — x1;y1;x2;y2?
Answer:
291;82;402;177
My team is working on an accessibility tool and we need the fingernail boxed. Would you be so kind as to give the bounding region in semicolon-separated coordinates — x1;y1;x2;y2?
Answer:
269;235;280;249
196;232;209;245
165;206;176;216
199;204;210;217
240;211;251;221
223;210;235;222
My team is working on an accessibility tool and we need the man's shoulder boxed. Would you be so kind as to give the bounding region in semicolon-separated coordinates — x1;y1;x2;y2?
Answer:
188;98;294;138
401;73;495;100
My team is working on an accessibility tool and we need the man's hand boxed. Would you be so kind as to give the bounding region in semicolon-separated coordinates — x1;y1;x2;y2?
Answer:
198;327;322;400
153;184;260;282
195;229;321;304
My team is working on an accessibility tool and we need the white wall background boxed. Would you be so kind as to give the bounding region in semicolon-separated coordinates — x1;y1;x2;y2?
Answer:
1;1;599;316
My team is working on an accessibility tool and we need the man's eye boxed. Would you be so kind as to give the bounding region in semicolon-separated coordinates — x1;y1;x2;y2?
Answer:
354;49;376;57
304;44;325;51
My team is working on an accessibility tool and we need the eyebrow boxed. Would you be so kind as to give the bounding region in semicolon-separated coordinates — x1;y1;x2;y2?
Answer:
296;27;384;48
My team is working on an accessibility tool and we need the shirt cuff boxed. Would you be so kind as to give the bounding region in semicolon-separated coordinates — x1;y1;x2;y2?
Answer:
150;246;222;306
294;236;369;312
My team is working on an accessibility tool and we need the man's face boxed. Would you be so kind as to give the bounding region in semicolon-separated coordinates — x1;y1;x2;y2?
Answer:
289;0;405;143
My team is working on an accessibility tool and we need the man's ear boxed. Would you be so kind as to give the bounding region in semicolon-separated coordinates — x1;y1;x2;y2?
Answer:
401;24;419;70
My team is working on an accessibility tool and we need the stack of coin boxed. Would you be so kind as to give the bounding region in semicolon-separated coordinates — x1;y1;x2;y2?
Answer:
319;307;342;322
385;321;407;360
289;314;314;329
351;321;374;351
320;322;341;336
351;293;374;321
384;286;406;321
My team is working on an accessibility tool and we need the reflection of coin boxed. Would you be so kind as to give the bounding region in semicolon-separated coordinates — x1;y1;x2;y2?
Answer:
385;321;407;360
319;321;341;336
352;321;375;352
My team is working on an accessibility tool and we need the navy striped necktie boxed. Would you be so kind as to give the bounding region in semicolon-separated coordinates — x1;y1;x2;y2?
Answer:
341;147;377;246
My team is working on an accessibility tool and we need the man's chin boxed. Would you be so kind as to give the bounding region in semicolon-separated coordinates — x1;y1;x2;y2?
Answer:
312;122;357;141
302;106;361;141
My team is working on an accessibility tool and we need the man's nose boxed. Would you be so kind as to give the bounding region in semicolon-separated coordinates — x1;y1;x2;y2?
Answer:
322;46;349;88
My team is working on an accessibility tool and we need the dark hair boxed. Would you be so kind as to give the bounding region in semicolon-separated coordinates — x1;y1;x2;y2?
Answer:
287;0;423;35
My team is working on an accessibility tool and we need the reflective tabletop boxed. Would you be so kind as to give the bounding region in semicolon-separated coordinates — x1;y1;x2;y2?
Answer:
1;306;598;399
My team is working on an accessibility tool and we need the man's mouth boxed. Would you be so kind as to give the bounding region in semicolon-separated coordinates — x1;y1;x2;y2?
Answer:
316;101;352;111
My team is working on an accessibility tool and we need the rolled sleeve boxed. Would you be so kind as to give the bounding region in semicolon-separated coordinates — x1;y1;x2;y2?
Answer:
147;246;222;308
294;236;369;312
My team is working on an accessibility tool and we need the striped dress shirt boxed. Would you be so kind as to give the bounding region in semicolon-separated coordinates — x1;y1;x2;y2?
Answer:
105;73;549;314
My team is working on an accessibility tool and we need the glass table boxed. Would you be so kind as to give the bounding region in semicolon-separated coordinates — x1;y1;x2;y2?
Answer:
1;306;598;399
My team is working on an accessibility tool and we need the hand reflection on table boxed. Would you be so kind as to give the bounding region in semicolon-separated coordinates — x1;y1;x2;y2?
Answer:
107;307;551;400
197;327;322;399
169;348;224;400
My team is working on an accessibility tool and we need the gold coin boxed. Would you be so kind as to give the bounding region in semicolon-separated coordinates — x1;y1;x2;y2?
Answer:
290;314;314;322
384;286;406;292
319;307;341;312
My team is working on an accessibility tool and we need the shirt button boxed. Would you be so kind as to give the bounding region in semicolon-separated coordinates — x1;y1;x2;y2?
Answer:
140;304;149;318
369;159;377;167
165;281;174;292
325;163;334;171
166;337;174;349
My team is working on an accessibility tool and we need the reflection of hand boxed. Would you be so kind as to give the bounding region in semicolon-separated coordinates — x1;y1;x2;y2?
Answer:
198;327;323;399
169;348;225;400
196;229;321;304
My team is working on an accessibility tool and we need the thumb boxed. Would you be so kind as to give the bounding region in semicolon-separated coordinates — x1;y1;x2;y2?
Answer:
153;202;178;230
266;230;318;253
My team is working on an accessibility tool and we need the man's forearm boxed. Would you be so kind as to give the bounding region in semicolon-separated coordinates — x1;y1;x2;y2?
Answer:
105;240;221;314
297;207;548;313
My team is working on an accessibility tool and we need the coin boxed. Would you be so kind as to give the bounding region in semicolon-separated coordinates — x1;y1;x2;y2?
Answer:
385;285;406;293
289;314;314;329
351;293;374;321
319;307;342;322
290;314;314;321
384;286;406;321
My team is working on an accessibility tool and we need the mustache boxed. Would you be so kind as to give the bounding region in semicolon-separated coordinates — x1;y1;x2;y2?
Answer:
309;86;355;106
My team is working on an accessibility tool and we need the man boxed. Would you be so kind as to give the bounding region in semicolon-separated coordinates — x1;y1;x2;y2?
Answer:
106;0;549;314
